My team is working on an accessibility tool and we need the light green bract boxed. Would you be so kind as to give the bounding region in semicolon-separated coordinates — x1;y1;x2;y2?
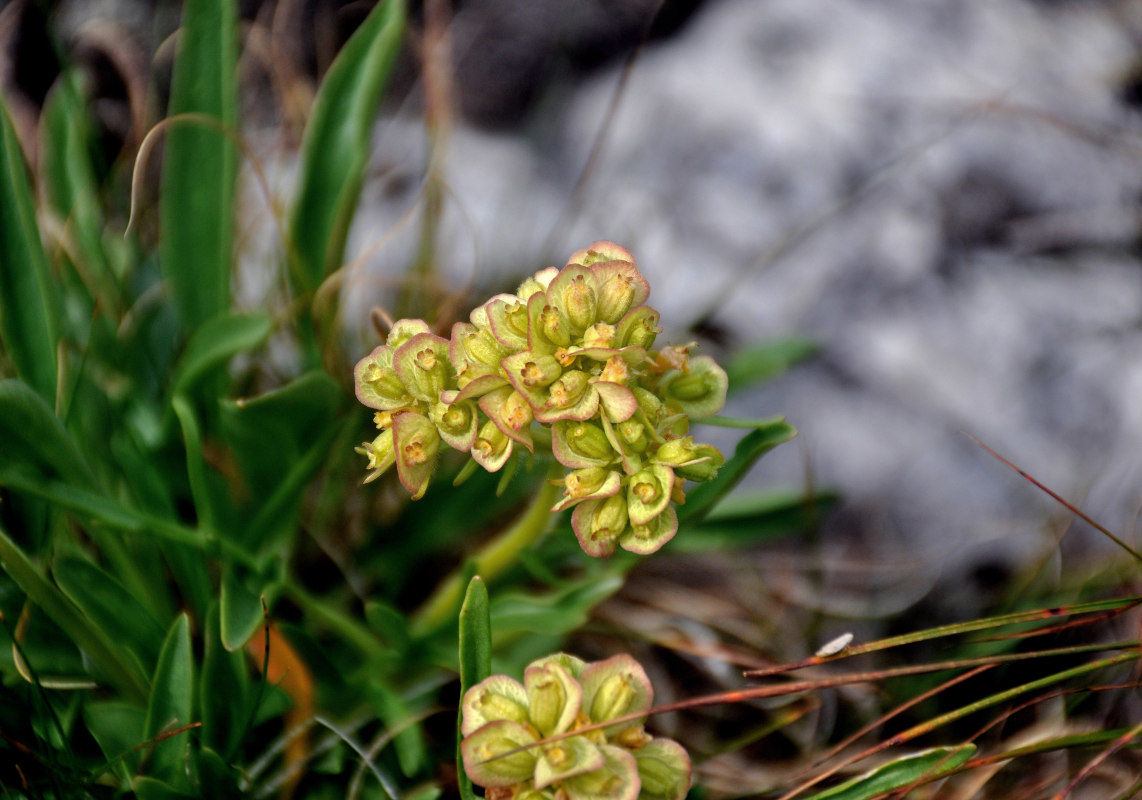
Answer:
460;653;691;800
353;241;729;557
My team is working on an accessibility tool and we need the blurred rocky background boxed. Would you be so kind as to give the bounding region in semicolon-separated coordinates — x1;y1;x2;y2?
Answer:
6;0;1142;633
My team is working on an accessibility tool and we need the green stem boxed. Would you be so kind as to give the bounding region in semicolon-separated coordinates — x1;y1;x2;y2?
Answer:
411;461;563;635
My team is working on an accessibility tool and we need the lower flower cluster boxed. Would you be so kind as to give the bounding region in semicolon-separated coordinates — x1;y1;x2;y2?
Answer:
354;242;729;557
460;653;690;800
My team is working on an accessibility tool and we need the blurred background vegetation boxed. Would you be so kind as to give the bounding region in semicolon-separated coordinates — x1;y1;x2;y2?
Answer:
3;0;1142;797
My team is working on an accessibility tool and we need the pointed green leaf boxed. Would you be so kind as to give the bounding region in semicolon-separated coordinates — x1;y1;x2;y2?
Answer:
725;335;818;393
220;563;264;652
170;311;273;397
288;0;405;293
0;99;58;402
160;0;238;330
144;614;195;788
0;523;149;702
678;418;797;525
803;745;976;800
85;701;147;778
458;576;492;800
0;378;96;489
201;603;250;758
53;554;166;674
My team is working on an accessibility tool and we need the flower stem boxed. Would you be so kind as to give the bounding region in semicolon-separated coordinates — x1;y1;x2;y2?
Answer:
411;461;562;635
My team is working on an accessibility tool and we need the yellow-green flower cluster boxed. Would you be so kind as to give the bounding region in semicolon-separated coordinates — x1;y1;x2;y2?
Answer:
460;653;690;800
354;241;728;557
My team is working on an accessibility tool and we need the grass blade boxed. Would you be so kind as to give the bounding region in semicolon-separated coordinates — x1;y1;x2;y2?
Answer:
801;745;976;800
288;0;405;296
159;0;238;330
0;99;59;402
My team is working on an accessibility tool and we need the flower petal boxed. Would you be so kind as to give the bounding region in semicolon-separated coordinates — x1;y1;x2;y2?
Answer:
634;738;692;800
579;654;653;736
460;720;539;788
559;744;640;800
462;674;529;735
619;505;678;555
392;411;440;500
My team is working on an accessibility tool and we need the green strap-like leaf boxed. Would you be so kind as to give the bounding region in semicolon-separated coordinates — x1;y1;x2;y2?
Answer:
802;745;976;800
288;0;405;295
0;378;96;489
0;99;59;402
159;0;238;330
0;524;149;702
144;613;195;789
458;575;491;800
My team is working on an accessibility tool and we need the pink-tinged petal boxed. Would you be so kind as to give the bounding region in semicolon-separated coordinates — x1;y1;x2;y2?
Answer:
532;265;559;288
452;320;510;373
579;654;653;734
392;411;440;500
486;296;531;351
461;674;529;735
430;399;478;452
533;371;599;424
480;386;535;452
393;332;453;403
565;241;636;268
560;744;640;800
386;318;431;349
593;381;638;423
451;372;510;403
471;419;514;472
534;736;605;790
625;464;674;525
551;467;623;513
552;419;617;469
524;661;582;737
354;345;413;411
460;720;539;788
619;504;678;556
634;738;692;800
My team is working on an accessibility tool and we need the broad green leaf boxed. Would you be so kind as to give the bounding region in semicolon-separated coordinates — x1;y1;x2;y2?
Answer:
0;98;58;402
288;0;405;294
159;0;238;330
170;311;273;397
220;563;264;652
85;701;147;778
725;335;818;393
678;418;797;525
144;613;194;789
458;576;491;800
53;554;166;675
0;378;96;489
0;523;148;702
218;370;342;550
133;776;196;800
489;574;624;640
39;71;121;313
802;745;976;800
201;603;250;758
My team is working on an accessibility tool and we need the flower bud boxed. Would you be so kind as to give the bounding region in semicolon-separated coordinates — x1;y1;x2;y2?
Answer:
546;370;590;412
552;420;616;468
579;655;652;733
430;399;477;452
354;346;412;411
673;443;725;482
581;322;616;350
615;306;660;349
394;333;453;403
595;273;636;325
393;411;441;500
658;355;728;419
460;720;539;787
462;675;530;734
537;304;573;348
619;505;678;555
472;419;513;472
525;661;581;737
571;494;628;558
626;464;673;525
558;745;639;800
386;318;431;349
634;739;692;800
565;276;598;332
356;429;395;483
615;420;648;453
535;737;605;790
